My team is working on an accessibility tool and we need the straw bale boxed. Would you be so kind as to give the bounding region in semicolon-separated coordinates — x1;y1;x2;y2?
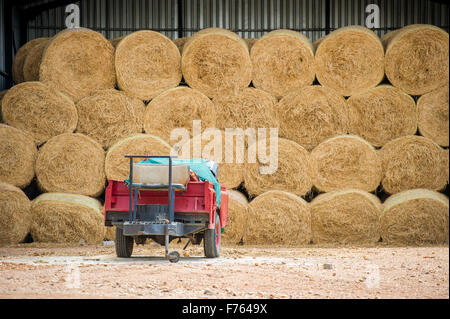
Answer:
174;37;188;53
12;37;49;84
244;38;258;51
23;39;50;81
221;190;249;244
0;90;7;123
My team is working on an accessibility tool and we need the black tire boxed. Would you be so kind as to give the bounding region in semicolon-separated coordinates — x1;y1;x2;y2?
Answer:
115;227;134;258
204;213;221;258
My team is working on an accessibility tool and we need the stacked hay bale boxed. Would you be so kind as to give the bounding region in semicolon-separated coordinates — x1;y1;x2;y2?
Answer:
12;37;50;84
23;38;50;82
221;190;249;244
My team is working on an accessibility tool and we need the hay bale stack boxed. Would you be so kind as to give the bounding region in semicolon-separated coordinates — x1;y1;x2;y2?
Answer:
276;85;348;151
144;86;216;143
182;28;252;98
212;88;278;131
0;182;32;245
0;124;37;188
310;135;382;192
0;90;7;123
347;85;417;147
176;131;245;189
310;189;382;244
23;38;50;81
244;138;313;197
105;134;172;181
384;24;449;95
76;89;145;149
12;37;49;84
40;28;115;102
380;136;447;194
380;189;449;245
417;85;449;147
250;30;315;99
246;190;311;245
244;38;258;51
109;37;124;48
115;30;181;100
30;193;104;244
314;25;385;96
174;37;189;53
36;133;106;197
221;190;248;244
1;82;78;145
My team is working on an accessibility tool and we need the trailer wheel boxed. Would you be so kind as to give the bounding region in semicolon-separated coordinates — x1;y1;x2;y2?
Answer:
204;213;221;258
115;227;133;258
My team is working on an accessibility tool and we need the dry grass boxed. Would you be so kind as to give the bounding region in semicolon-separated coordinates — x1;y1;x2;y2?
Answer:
380;189;449;245
250;29;315;99
40;28;116;102
314;25;385;96
115;30;182;100
23;39;50;81
12;37;49;84
1;81;78;145
36;133;106;197
384;24;449;95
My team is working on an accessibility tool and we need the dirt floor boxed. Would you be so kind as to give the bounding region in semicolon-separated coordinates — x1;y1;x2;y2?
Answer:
0;241;448;299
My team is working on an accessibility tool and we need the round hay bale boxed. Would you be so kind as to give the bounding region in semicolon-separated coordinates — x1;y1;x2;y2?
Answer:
30;193;104;244
36;133;106;197
0;124;37;188
212;88;278;131
417;85;449;147
380;189;449;245
347;85;417;147
175;131;246;189
12;37;49;84
310;189;382;244
380;135;447;194
109;36;124;48
314;25;385;96
384;24;449;95
250;30;315;99
1;82;78;145
144;86;216;143
105;134;172;181
276;85;348;151
246;190;311;245
115;30;181;101
221;190;248;245
244;138;313;197
40;28;116;102
174;37;189;53
182;28;252;98
0;182;32;245
244;38;258;51
76;89;145;149
445;149;449;185
0;90;7;123
310;135;382;192
23;38;50;81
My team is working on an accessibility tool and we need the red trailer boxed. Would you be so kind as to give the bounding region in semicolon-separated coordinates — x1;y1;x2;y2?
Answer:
104;155;228;263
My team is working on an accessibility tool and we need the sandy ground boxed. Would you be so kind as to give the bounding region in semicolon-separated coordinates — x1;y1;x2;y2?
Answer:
0;242;448;299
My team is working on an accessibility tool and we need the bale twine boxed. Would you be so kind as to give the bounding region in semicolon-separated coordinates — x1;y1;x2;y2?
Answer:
40;28;116;102
246;190;311;245
1;82;78;145
115;30;181;101
310;189;382;244
23;38;50;82
212;88;278;132
76;89;145;149
0;182;32;245
182;28;252;98
30;193;104;244
380;136;447;194
244;138;313;197
347;85;417;147
311;135;382;192
0;124;37;188
144;86;216;143
250;30;315;99
314;25;385;96
105;134;172;181
417;85;449;147
36;133;106;197
0;90;7;123
12;37;49;84
221;190;249;245
174;37;189;53
380;189;449;245
384;24;449;95
244;38;258;51
276;85;348;151
175;131;245;189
